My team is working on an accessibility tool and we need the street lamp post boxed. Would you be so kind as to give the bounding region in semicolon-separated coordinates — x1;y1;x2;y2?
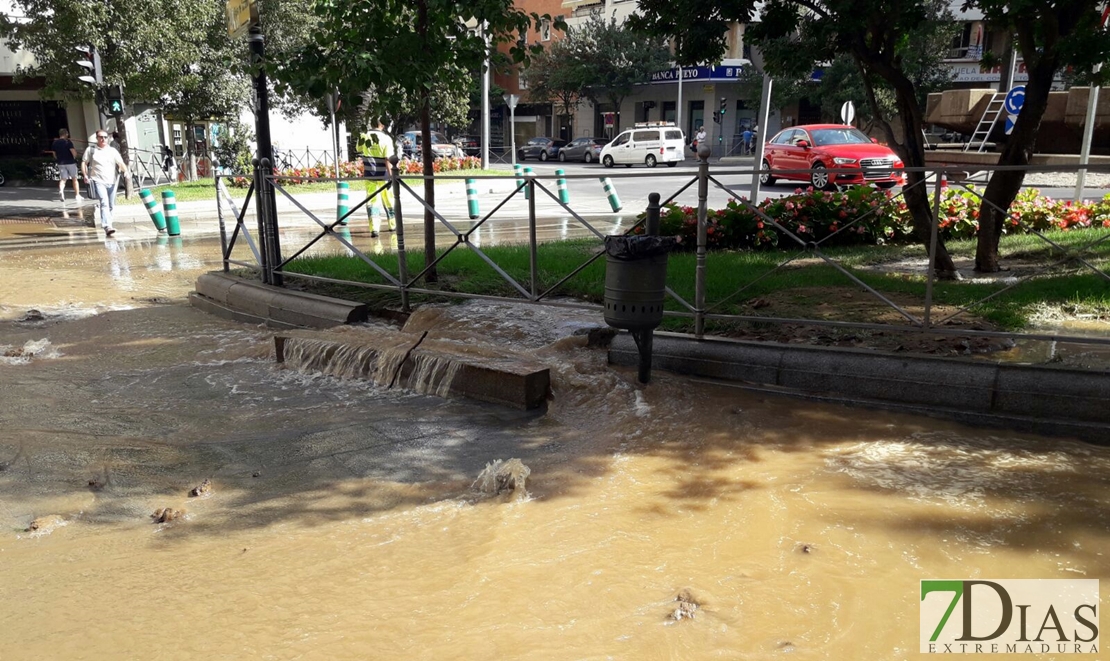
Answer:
504;93;519;165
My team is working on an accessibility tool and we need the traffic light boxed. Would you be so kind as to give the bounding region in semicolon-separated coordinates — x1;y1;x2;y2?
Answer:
719;97;728;117
712;111;721;124
75;45;102;87
106;84;124;115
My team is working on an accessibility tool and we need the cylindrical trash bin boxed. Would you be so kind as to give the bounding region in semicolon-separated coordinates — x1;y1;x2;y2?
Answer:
162;190;180;237
337;181;350;225
602;235;676;331
140;189;166;231
466;178;480;219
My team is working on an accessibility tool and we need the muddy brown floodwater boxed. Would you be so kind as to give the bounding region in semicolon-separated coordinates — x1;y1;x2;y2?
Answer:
0;236;1108;660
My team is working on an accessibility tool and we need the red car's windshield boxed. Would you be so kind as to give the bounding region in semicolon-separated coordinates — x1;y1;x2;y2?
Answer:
809;128;872;146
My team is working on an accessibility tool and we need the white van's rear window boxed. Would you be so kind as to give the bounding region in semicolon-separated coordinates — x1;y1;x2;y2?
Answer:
665;130;683;140
632;131;656;141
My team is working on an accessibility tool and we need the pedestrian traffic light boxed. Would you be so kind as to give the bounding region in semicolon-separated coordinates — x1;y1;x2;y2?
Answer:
719;97;728;117
712;111;720;124
75;45;102;87
106;84;124;115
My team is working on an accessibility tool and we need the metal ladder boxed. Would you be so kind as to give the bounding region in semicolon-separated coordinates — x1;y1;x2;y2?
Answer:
963;92;1006;152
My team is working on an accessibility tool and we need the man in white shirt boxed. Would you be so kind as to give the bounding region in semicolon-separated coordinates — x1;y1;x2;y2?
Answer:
81;129;130;236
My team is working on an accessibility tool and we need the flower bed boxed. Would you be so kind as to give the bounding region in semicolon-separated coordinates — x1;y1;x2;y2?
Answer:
228;156;482;187
637;185;1110;250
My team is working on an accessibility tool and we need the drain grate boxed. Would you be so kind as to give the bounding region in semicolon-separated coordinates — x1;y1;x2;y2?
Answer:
0;216;55;224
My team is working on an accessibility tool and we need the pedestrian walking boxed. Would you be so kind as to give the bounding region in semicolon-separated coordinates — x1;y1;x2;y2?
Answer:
694;126;707;152
742;127;753;155
52;129;81;203
357;125;395;238
81;129;130;237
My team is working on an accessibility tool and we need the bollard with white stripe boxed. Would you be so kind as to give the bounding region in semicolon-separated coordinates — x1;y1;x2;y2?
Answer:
140;189;166;232
514;164;524;196
336;181;350;225
555;169;570;205
465;178;480;219
523;167;534;200
162;190;181;236
600;177;622;212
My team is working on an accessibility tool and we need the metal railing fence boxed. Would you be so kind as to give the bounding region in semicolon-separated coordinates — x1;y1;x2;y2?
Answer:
215;156;1110;351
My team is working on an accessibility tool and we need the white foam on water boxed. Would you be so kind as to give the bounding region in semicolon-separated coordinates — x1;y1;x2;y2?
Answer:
633;390;651;417
824;431;1089;511
0;339;62;365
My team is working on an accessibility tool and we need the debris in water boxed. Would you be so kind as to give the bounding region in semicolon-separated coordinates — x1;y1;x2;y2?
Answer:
778;640;796;652
473;458;531;497
88;478;105;490
19;309;45;323
151;508;185;524
252;471;261;478
796;543;815;554
188;479;212;497
26;515;65;534
670;589;701;621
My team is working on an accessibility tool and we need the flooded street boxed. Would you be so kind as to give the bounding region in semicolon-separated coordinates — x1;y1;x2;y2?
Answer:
1;235;1108;660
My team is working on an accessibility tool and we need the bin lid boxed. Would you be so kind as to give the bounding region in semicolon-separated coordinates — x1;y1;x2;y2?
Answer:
604;235;679;260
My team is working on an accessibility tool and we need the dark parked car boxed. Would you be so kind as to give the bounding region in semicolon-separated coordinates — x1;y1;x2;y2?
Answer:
558;137;609;163
517;137;566;161
454;135;480;157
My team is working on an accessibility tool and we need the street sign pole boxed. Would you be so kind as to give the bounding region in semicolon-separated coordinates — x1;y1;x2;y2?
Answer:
504;93;518;166
1075;9;1108;202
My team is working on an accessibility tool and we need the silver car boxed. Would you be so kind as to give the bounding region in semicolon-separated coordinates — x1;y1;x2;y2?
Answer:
558;137;610;163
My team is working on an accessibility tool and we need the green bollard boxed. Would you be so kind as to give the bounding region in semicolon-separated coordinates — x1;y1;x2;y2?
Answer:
162;190;181;236
600;177;622;212
336;181;350;225
523;167;533;201
140;189;166;232
465;178;480;219
514;164;524;196
555;169;570;205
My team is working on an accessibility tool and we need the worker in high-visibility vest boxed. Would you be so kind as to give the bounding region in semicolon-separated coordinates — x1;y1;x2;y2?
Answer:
357;126;395;237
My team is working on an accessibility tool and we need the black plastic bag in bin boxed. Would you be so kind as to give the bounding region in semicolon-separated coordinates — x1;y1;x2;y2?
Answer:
603;235;679;260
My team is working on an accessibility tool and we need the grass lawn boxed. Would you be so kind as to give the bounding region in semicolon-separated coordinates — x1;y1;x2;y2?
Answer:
120;170;514;205
280;228;1110;334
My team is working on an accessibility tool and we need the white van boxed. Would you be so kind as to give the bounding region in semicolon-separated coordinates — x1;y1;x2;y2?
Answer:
600;123;685;168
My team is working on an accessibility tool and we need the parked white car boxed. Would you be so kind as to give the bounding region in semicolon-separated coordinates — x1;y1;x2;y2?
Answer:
600;123;685;168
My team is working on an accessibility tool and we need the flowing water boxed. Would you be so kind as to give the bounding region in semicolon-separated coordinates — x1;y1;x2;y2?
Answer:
0;238;1108;660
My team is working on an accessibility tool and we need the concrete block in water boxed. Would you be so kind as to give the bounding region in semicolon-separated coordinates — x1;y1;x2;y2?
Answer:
274;333;550;410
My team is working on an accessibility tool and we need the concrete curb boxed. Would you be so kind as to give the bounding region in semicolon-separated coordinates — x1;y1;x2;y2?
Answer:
192;272;368;328
609;331;1110;442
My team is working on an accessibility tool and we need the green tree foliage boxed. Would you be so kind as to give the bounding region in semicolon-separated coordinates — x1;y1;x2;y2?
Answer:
632;0;963;277
559;11;672;121
969;0;1110;272
277;0;548;280
521;39;583;135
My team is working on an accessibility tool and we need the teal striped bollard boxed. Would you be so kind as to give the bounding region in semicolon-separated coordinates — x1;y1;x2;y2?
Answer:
140;189;166;232
600;177;622;212
555;169;570;205
465;178;480;219
162;190;181;236
336;181;350;225
523;167;533;201
514;164;524;196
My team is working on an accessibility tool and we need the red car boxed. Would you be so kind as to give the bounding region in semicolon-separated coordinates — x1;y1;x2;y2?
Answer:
760;124;904;190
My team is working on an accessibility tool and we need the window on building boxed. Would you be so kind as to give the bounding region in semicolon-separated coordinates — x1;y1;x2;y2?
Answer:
541;18;551;41
949;23;973;59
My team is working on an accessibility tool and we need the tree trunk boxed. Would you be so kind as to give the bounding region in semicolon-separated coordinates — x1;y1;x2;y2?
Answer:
421;101;437;282
974;43;1059;272
866;57;959;279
